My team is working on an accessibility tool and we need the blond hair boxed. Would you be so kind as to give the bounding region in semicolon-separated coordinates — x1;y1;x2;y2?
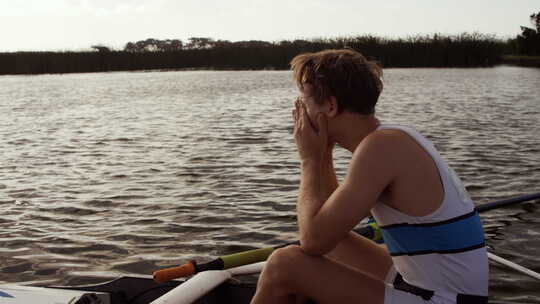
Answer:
290;49;383;115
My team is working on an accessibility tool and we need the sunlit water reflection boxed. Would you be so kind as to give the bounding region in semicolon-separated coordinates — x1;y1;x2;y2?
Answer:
1;67;539;302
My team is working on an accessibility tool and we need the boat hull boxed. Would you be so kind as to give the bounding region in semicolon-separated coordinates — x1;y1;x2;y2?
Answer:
57;276;257;304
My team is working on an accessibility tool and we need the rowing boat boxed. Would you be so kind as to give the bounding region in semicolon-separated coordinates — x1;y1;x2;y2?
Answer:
0;273;523;304
0;276;257;304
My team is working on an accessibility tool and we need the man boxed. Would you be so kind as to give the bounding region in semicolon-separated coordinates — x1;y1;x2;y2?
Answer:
250;49;488;304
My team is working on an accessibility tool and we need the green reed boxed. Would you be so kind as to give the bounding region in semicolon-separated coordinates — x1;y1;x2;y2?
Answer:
0;33;509;75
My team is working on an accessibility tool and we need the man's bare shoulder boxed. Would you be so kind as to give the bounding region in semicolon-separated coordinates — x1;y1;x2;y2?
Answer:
353;129;408;161
348;128;422;181
358;129;445;215
345;130;405;185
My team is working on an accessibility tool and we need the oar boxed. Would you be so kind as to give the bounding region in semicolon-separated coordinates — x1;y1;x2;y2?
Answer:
153;222;379;283
150;262;266;304
476;192;540;212
153;192;540;282
488;252;540;281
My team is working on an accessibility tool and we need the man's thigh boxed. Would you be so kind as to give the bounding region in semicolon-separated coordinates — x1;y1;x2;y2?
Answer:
271;245;386;304
325;231;393;281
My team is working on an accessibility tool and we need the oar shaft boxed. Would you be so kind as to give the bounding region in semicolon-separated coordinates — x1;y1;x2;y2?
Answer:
488;252;540;281
151;270;231;304
476;192;540;213
220;247;274;269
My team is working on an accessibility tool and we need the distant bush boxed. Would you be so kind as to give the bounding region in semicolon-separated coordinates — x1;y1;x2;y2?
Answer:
124;38;184;52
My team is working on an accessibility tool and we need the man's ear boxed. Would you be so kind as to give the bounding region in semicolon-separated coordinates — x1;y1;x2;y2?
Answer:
327;96;338;118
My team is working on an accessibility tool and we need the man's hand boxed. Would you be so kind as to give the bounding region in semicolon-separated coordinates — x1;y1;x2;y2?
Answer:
292;99;330;163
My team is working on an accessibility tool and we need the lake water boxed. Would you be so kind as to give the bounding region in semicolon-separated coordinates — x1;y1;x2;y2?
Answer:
1;67;539;302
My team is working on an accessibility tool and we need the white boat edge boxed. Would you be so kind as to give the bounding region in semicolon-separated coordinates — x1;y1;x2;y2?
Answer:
0;284;110;304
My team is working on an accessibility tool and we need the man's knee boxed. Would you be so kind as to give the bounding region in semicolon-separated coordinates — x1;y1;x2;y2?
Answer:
263;245;305;282
268;245;304;266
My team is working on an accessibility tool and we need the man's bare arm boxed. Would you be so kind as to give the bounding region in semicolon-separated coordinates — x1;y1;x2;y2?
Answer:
296;146;338;257
321;147;338;199
298;134;396;256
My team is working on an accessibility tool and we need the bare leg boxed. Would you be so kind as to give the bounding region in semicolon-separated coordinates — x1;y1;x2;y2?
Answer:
250;245;386;304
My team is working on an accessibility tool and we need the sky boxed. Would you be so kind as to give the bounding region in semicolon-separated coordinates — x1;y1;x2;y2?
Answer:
1;0;538;52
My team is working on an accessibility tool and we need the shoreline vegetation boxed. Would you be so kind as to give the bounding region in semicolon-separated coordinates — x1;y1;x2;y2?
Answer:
1;33;538;75
500;55;540;67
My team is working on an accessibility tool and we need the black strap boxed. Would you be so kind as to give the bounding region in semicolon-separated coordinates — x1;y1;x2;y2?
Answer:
393;273;434;301
393;273;488;303
457;294;489;304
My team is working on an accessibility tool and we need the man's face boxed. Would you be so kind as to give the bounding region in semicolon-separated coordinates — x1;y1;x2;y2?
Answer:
298;84;325;131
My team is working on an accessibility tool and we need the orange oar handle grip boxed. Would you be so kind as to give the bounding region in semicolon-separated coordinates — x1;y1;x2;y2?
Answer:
153;260;196;283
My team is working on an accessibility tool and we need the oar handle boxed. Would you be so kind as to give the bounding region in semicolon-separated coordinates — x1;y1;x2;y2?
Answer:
153;260;196;283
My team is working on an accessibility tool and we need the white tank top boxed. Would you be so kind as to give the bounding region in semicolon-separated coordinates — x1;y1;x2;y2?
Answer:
370;124;488;296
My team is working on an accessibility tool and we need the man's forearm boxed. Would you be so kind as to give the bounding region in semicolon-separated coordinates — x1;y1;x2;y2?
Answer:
320;150;338;200
297;159;324;237
297;150;338;233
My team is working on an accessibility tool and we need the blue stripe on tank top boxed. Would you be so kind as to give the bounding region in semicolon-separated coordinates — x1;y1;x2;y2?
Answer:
380;211;485;256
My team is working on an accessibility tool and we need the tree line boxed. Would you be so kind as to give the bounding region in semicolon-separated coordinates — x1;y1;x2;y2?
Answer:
0;33;507;75
1;11;538;75
96;37;277;52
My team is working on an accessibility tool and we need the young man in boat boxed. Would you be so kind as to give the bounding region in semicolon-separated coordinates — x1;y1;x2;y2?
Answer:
250;49;488;304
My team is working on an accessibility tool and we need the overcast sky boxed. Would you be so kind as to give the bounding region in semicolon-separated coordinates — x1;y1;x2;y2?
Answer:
1;0;538;52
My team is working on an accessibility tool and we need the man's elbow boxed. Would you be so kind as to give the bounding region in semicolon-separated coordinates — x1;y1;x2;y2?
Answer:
299;233;334;256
